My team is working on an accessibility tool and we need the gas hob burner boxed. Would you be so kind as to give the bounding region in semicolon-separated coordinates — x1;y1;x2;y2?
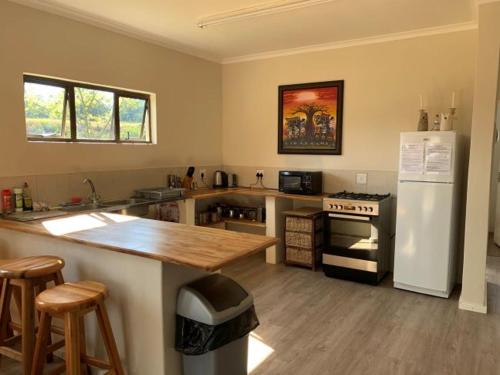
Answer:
328;191;390;201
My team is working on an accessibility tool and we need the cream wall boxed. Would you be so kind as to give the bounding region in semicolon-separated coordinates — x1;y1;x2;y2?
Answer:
222;31;476;173
222;31;477;277
460;1;500;313
0;2;222;178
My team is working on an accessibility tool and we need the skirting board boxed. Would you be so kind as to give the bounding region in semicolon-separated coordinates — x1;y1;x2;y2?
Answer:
458;280;488;314
394;282;451;298
458;299;487;314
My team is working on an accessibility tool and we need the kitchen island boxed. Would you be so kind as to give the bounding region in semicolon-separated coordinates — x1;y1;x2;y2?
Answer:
0;213;277;374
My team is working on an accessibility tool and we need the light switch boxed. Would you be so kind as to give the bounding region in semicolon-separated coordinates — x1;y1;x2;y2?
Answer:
356;173;367;185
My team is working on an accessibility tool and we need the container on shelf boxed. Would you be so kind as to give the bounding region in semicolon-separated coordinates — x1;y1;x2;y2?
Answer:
22;182;33;212
13;188;23;212
2;189;12;214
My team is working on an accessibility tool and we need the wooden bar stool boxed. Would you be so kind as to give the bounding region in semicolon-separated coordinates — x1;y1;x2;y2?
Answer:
0;256;65;374
32;281;124;375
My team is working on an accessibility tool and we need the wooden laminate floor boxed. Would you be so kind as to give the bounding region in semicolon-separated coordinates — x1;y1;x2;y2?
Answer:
224;254;500;375
1;255;499;374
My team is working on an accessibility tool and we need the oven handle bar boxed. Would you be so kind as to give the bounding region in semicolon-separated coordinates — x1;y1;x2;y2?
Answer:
328;213;371;221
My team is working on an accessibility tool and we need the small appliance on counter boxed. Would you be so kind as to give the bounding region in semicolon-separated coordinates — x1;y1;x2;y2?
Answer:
213;170;228;188
279;171;322;195
228;173;238;188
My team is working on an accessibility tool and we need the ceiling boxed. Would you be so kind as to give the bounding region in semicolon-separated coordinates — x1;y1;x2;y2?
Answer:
11;0;477;63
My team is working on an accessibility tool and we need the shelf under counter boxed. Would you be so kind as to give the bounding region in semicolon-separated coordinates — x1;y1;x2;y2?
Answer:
198;218;266;229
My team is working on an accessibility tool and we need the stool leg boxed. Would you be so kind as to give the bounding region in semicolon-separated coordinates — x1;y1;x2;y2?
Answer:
0;279;13;344
64;311;81;375
79;316;91;375
21;279;35;375
95;302;124;375
12;285;23;333
36;282;54;363
55;271;64;286
31;311;51;375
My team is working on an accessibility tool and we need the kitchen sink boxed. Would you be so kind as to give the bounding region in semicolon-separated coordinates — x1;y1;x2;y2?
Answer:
62;203;112;212
60;198;154;216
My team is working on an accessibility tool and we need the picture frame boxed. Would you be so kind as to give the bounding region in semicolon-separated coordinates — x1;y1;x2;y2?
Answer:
278;80;344;155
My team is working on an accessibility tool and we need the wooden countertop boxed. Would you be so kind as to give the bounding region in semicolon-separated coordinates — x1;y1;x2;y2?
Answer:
0;213;278;271
184;187;327;202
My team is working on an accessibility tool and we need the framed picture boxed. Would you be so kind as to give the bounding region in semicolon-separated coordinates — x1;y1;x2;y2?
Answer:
278;80;344;155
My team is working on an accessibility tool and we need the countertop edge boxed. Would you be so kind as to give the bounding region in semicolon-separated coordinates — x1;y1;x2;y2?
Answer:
184;187;327;202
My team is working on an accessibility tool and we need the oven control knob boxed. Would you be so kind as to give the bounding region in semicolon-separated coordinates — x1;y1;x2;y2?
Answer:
363;207;368;211
329;204;334;209
338;205;343;209
368;207;374;212
358;206;362;211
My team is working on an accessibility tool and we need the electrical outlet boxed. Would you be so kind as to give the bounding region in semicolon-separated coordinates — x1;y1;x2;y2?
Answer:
199;169;207;179
256;169;264;177
356;173;367;185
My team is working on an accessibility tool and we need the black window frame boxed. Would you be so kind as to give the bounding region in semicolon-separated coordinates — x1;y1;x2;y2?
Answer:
23;75;152;144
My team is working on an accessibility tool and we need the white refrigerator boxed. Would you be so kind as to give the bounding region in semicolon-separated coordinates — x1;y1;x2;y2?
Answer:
394;131;462;298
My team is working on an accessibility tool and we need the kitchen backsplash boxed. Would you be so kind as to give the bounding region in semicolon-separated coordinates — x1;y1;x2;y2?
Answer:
222;165;399;195
0;166;221;207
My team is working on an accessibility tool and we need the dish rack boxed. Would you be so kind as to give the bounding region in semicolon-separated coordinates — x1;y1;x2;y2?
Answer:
134;187;185;200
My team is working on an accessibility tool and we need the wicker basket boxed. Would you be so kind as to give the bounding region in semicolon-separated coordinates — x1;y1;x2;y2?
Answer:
286;232;311;248
286;247;312;265
285;231;323;249
286;217;312;232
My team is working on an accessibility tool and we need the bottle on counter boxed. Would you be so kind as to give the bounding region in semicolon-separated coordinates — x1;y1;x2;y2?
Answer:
22;182;33;211
13;188;23;212
1;189;12;214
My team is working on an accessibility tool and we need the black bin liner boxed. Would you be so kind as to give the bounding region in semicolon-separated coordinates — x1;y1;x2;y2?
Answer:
175;306;259;356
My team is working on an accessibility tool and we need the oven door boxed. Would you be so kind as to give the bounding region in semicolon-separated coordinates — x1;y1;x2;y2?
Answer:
279;172;307;194
324;213;379;262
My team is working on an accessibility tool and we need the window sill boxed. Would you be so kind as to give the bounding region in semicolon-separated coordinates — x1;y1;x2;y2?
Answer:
27;138;154;145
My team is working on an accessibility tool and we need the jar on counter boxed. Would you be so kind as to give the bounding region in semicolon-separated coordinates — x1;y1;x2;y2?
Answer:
13;188;23;212
1;189;12;214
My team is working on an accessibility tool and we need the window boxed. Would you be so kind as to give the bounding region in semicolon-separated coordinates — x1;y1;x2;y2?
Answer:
23;75;152;143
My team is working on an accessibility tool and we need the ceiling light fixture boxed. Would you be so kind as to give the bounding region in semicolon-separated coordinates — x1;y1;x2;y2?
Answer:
197;0;336;29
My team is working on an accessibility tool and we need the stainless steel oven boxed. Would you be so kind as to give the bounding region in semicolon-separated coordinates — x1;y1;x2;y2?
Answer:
322;192;391;284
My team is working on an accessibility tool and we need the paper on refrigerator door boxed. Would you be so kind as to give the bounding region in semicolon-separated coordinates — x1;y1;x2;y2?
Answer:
424;143;452;174
400;143;424;174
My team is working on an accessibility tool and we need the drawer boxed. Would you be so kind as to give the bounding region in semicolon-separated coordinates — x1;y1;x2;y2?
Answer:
286;217;313;232
285;231;323;249
286;247;312;265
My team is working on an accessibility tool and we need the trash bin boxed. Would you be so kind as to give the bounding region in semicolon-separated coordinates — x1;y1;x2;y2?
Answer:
175;274;259;375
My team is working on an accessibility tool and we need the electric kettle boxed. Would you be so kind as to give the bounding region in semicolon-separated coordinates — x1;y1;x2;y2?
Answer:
213;171;228;188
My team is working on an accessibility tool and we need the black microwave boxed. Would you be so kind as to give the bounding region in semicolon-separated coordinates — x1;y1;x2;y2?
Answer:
279;171;323;195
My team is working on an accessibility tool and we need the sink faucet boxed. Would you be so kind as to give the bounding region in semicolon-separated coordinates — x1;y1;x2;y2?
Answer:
83;178;100;205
